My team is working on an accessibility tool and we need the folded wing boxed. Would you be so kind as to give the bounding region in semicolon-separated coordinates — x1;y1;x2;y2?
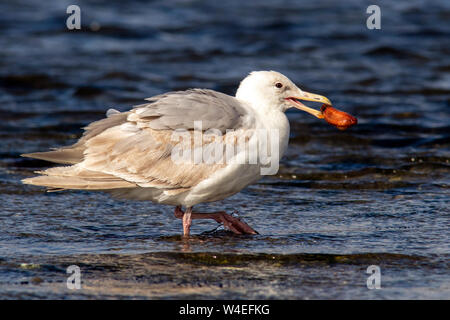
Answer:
22;89;254;195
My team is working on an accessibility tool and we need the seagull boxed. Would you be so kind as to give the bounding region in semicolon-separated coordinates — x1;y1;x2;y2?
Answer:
22;71;356;236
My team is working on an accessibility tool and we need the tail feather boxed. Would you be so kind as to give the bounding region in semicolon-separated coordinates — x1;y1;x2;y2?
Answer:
21;111;129;165
22;165;135;190
21;148;83;165
22;176;134;190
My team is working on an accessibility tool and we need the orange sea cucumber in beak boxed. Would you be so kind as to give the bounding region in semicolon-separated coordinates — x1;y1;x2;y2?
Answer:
320;104;357;130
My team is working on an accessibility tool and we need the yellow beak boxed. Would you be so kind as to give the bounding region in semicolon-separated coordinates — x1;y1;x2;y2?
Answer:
286;91;332;119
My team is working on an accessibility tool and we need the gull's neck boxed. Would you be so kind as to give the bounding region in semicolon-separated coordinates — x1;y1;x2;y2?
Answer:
236;96;290;161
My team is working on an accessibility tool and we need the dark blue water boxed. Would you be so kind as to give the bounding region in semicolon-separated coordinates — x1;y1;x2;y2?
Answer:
0;0;449;299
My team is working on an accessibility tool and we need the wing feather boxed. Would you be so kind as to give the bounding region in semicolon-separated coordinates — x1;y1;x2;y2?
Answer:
22;89;255;194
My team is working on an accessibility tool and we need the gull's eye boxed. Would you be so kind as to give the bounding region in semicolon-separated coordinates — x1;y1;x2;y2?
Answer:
275;82;283;89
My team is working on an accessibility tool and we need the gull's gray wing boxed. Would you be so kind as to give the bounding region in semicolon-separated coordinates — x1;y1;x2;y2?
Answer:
22;89;251;165
129;89;248;132
22;89;256;194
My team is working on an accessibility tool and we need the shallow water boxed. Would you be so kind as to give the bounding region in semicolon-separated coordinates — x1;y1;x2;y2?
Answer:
0;0;449;299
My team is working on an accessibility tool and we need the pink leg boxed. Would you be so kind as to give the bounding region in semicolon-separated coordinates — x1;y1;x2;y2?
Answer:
174;206;258;235
182;207;192;237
